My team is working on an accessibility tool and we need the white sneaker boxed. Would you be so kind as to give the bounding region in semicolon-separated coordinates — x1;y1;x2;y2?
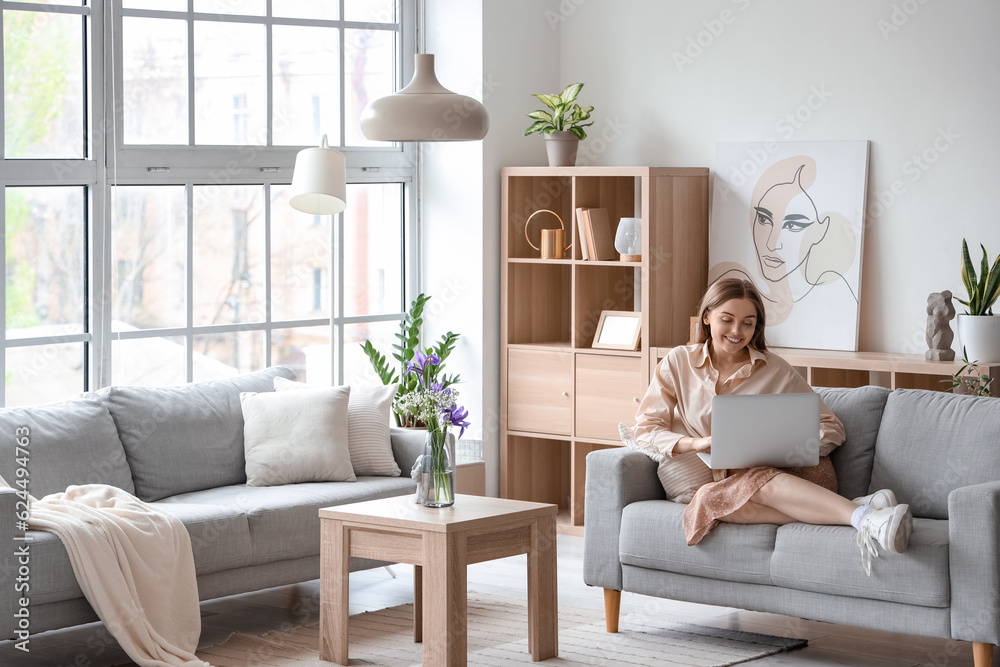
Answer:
856;504;913;576
852;489;898;509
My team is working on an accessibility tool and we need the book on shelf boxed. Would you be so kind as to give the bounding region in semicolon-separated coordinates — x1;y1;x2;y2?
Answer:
575;207;592;260
584;207;616;261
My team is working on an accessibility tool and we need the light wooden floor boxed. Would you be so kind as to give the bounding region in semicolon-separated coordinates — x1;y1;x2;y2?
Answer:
0;534;994;666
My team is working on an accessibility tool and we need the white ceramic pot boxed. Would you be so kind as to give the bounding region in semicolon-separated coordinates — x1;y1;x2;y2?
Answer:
543;131;579;167
957;314;1000;363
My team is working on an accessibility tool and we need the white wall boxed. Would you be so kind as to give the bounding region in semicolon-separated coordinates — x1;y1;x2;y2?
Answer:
433;0;1000;493
552;0;1000;354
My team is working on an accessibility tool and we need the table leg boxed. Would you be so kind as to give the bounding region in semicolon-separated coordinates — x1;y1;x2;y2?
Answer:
527;514;558;661
413;564;422;643
423;532;467;666
319;519;350;665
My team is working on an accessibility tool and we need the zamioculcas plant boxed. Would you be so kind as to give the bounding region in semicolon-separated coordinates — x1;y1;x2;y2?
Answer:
957;239;1000;316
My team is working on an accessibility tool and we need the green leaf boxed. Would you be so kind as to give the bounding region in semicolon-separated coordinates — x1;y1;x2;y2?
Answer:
569;126;587;141
526;110;553;122
983;252;1000;315
531;93;561;110
961;239;980;314
359;340;398;386
559;82;584;106
524;120;550;136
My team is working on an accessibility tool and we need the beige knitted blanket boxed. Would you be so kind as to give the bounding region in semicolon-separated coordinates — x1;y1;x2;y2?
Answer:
29;484;210;667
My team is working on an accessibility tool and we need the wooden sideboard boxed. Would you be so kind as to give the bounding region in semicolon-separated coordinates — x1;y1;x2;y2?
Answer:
652;346;1000;397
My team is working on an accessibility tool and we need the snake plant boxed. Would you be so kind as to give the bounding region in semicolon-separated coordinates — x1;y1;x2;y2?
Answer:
957;240;1000;316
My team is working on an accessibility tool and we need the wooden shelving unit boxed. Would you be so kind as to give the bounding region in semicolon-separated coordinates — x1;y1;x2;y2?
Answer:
500;166;710;535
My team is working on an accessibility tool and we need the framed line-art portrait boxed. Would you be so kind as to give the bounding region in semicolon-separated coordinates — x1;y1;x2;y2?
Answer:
592;311;641;350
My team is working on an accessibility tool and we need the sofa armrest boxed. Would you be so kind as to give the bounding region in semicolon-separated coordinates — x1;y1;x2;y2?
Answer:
583;448;664;591
949;479;1000;644
390;427;426;479
0;487;18;640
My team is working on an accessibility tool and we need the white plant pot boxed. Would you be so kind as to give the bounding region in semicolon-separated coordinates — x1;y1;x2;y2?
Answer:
543;131;579;167
957;314;1000;363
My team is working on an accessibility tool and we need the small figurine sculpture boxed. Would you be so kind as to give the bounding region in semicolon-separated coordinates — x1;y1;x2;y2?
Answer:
925;290;956;361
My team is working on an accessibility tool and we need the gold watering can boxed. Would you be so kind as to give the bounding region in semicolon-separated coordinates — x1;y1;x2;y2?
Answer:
524;209;572;259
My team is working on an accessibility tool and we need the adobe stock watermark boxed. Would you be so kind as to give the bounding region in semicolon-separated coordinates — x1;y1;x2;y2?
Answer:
877;0;932;40
715;84;835;204
673;0;753;73
545;0;589;30
866;126;959;224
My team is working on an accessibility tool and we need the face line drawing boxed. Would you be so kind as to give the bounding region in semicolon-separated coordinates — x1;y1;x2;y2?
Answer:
751;164;830;287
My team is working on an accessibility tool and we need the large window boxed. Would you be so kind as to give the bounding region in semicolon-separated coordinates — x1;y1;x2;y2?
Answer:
0;0;416;406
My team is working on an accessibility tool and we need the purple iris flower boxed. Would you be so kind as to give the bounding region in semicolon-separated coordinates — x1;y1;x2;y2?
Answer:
443;404;471;440
405;351;441;388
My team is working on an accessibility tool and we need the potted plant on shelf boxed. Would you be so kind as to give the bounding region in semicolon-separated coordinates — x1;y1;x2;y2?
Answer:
359;293;461;427
956;239;1000;364
523;82;594;167
942;346;995;396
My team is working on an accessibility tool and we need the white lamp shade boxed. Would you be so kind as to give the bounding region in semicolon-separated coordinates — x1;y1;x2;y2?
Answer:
614;218;642;256
289;136;347;215
360;54;489;142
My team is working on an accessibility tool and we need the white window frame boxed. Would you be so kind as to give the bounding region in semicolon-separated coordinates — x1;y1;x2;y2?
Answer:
0;0;419;404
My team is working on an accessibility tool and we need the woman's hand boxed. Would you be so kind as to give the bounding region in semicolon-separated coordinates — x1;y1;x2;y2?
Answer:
675;435;711;454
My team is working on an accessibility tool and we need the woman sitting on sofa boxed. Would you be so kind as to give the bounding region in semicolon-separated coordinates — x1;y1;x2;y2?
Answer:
628;277;911;574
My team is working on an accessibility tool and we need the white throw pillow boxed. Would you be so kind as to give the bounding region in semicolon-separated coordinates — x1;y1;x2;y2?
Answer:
241;386;355;486
274;377;400;476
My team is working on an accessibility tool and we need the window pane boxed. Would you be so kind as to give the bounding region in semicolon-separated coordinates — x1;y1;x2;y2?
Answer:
270;186;331;321
124;0;187;10
273;25;340;147
272;0;338;20
111;337;186;386
343;183;402;317
194;22;266;145
192;330;264;380
6;187;85;337
4;11;85;158
272;326;329;384
344;28;395;147
192;185;265;325
345;0;397;23
122;17;188;145
6;343;84;407
194;0;265;16
344;320;401;387
113;186;186;330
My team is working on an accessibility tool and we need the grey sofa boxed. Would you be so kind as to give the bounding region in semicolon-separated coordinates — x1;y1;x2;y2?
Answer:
584;385;1000;667
0;366;423;641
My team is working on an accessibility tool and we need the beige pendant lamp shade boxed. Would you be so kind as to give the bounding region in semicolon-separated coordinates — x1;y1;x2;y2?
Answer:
289;135;347;215
360;54;489;141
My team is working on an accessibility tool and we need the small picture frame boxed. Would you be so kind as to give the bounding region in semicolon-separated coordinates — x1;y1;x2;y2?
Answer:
592;310;642;350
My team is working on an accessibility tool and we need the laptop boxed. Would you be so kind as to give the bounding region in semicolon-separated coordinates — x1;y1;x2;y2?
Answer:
697;393;821;469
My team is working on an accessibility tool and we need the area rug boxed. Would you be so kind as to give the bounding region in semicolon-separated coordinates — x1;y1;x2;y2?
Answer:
194;592;805;666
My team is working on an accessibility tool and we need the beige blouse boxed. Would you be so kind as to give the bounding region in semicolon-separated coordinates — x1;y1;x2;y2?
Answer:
633;342;845;484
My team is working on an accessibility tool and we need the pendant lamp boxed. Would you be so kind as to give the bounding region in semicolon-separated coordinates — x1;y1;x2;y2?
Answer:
289;135;347;215
360;54;489;142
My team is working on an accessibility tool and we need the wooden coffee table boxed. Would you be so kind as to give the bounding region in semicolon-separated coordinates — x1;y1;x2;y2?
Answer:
318;494;558;666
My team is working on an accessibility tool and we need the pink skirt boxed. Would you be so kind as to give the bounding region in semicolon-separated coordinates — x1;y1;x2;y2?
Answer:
682;456;838;545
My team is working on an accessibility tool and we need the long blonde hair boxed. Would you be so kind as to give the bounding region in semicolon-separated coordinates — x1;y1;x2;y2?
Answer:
696;278;768;352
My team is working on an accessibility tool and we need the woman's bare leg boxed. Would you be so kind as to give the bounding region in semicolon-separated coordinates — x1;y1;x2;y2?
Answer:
750;472;857;525
719;500;796;525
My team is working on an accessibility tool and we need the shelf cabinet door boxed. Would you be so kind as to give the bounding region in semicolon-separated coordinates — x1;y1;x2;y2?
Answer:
575;354;646;440
507;349;573;435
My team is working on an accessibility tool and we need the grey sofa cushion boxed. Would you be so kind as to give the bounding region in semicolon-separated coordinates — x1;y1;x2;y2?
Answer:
152;502;253;576
23;530;82;605
870;389;1000;519
157;477;414;565
770;518;949;608
816;385;891;500
103;366;297;501
619;500;777;585
0;394;134;498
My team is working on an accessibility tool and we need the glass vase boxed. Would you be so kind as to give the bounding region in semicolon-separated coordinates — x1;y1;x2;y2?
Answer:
415;431;456;507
